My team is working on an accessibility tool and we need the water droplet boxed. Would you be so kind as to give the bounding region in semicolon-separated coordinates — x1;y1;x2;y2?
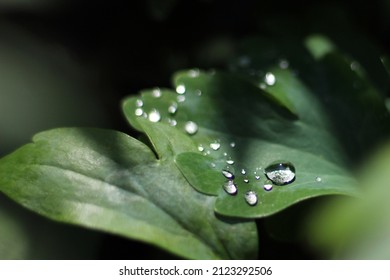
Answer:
168;102;178;114
176;84;186;94
168;118;177;126
198;144;205;152
230;142;236;148
263;181;273;191
226;159;235;165
188;69;200;77
210;142;221;151
195;89;202;96
177;95;186;103
152;87;162;98
350;61;360;71
278;59;289;69
210;163;216;168
148;109;161;122
135;99;143;107
255;175;260;180
265;162;296;185
184;121;198;135
315;176;322;182
222;170;234;179
241;169;246;175
223;180;237;195
135;108;144;116
223;152;228;157
243;178;249;183
259;83;267;90
245;190;258;206
265;72;276;86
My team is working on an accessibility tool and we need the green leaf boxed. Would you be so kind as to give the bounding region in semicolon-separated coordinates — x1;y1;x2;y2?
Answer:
122;67;360;219
0;128;257;259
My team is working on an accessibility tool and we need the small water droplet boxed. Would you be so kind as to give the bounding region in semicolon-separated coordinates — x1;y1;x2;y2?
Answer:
350;61;360;71
188;69;200;77
135;108;144;116
223;180;237;195
152;87;162;98
210;142;221;151
230;142;236;148
148;109;161;122
241;169;246;175
176;84;186;94
223;152;228;157
315;176;322;182
265;162;296;185
167;118;177;126
255;175;260;180
265;72;276;86
198;144;205;152
177;95;186;103
210;162;216;168
278;59;289;69
226;159;235;165
245;190;258;206
135;99;143;107
259;83;267;90
243;178;249;183
263;181;273;191
168;102;178;114
222;170;234;179
184;121;198;135
195;89;202;96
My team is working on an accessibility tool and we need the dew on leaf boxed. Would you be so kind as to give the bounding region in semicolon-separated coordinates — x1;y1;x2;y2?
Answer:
168;102;178;114
263;181;273;191
230;142;236;148
316;176;322;182
259;83;267;90
198;144;204;152
210;142;221;151
184;121;198;135
168;118;177;126
222;170;234;180
226;158;235;165
176;84;186;94
152;87;162;98
241;169;246;175
195;89;202;96
223;180;237;195
255;175;260;180
148;109;161;122
265;162;296;185
188;69;200;78
278;59;290;69
245;190;258;206
265;72;276;86
243;178;249;183
177;95;186;103
135;99;143;107
135;108;144;117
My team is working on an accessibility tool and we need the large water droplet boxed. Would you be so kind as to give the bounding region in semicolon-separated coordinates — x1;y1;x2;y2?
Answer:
210;142;221;151
223;180;237;195
222;170;234;179
264;162;296;185
176;84;186;94
148;109;161;122
245;190;258;206
184;121;198;135
265;72;276;86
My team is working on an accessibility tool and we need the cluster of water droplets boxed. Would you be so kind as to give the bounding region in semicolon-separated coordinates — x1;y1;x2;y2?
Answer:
132;69;203;136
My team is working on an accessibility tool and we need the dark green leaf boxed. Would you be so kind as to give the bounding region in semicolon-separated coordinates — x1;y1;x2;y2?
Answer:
0;128;257;259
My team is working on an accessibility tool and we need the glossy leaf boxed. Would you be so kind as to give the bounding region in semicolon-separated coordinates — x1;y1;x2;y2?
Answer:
0;128;257;259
